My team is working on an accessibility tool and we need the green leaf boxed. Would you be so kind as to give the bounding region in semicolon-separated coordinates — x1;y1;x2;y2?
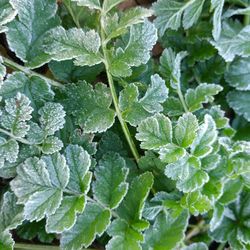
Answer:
41;136;63;154
143;210;189;250
0;138;19;164
163;97;184;117
72;0;101;10
116;172;154;224
38;103;66;136
93;153;128;209
211;0;225;40
174;113;199;148
65;145;91;193
10;154;69;221
136;114;172;150
0;231;14;250
0;0;17;33
210;203;224;231
46;195;85;233
225;57;250;91
64;82;115;133
182;243;208;250
109;20;157;77
61;203;111;249
185;83;223;112
6;0;60;68
159;144;186;164
0;72;54;107
1;93;33;138
159;48;187;89
153;0;205;36
103;0;124;13
191;115;217;158
106;218;144;250
119;74;168;126
227;90;250;121
0;56;6;86
211;21;250;62
44;27;103;67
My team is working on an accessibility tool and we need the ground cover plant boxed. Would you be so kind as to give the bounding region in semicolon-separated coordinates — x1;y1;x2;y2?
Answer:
0;0;250;249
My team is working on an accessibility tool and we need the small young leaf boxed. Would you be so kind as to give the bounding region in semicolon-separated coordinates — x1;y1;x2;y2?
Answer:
136;114;172;150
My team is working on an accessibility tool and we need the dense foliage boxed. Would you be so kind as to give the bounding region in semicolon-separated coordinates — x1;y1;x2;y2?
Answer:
0;0;250;249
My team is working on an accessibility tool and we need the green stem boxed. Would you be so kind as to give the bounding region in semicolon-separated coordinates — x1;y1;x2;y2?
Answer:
15;243;94;250
1;56;64;88
99;12;140;163
185;220;207;241
217;242;226;250
177;84;188;113
244;14;250;26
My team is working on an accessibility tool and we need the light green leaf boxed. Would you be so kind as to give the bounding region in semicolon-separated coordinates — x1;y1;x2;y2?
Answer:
159;144;186;164
116;172;153;224
136;114;172;150
119;74;168;126
44;27;102;67
159;48;187;90
211;21;250;62
210;203;224;231
41;136;63;154
46;195;85;233
93;153;128;209
0;230;14;250
65;145;91;193
10;154;69;221
225;57;250;91
0;138;19;164
163;97;184;117
103;0;124;12
106;218;144;250
211;0;225;40
227;90;250;121
153;0;205;36
185;83;223;112
64;82;115;133
72;0;101;10
1;93;33;138
223;6;250;18
0;72;54;107
109;20;157;77
175;113;199;148
0;0;17;33
181;191;212;215
143;210;189;250
191;115;217;158
6;0;60;68
38;103;65;136
61;203;111;249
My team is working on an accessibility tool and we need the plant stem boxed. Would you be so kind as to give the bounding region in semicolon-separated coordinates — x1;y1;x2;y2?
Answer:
244;14;250;26
99;12;140;163
185;220;207;241
15;243;95;250
1;56;64;88
177;84;188;113
217;242;226;250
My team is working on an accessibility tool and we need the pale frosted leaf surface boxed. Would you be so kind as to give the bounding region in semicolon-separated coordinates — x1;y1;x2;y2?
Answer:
64;82;115;133
0;56;6;86
44;27;102;67
0;138;19;163
211;0;225;40
6;0;60;68
136;114;172;150
61;203;111;249
110;21;157;77
0;0;17;33
72;0;101;9
103;0;123;12
93;153;129;209
159;144;186;164
182;242;208;250
41;136;63;154
0;230;14;250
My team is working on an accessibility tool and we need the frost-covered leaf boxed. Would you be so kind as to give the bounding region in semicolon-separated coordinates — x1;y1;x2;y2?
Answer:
44;27;102;67
72;0;101;10
6;0;60;68
0;72;54;107
119;74;168;126
175;113;199;148
191;115;217;158
159;144;186;164
65;145;91;193
116;172;153;224
143;210;189;250
159;48;187;89
211;0;225;40
61;203;111;249
225;57;250;91
46;195;85;233
109;20;157;77
64;81;115;133
185;83;223;112
0;230;14;250
38;103;65;136
153;0;205;36
103;0;124;12
93;153;129;209
136;114;172;150
182;242;208;250
0;56;6;86
10;154;69;222
211;21;250;62
1;93;33;138
227;90;250;121
0;138;19;164
41;136;63;154
0;0;17;33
